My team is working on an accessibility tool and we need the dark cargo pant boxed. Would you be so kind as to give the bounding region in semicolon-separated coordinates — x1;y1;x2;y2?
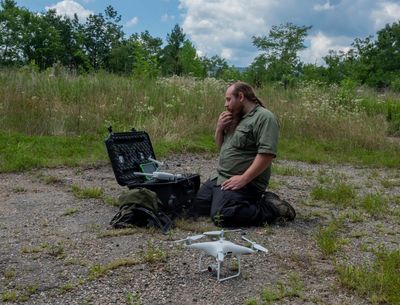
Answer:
192;178;278;227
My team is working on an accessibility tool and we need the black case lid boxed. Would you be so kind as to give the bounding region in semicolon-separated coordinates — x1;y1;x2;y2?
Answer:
105;128;156;186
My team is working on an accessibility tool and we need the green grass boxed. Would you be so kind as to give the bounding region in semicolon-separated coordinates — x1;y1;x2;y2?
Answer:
337;248;400;305
316;219;344;256
311;182;356;207
358;193;388;217
1;129;398;173
71;185;104;199
260;273;304;305
62;207;79;216
88;258;140;280
0;71;399;173
280;137;400;168
0;132;106;172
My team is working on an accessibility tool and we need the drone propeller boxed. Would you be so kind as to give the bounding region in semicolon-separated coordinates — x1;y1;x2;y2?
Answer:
174;234;205;243
241;236;268;253
203;229;242;237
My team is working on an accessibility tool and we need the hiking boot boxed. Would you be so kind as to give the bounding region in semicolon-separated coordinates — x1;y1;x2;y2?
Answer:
260;192;296;221
273;199;296;221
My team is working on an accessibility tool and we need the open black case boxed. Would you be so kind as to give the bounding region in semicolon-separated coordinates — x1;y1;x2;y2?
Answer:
105;127;200;218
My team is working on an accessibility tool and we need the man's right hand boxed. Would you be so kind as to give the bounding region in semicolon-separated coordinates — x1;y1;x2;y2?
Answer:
216;111;233;132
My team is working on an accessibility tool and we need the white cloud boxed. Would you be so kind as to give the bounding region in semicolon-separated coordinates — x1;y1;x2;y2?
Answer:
300;32;352;65
179;0;277;66
371;1;400;30
178;0;398;66
126;17;139;27
161;13;175;22
313;1;334;12
45;0;93;20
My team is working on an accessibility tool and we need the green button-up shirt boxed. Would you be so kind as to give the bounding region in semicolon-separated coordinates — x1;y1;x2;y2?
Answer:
216;105;279;192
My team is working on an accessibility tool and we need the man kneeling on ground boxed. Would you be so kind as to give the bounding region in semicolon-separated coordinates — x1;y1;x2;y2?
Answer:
192;81;295;227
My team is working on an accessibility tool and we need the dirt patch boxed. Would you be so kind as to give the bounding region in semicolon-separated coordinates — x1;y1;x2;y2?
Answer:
0;154;399;305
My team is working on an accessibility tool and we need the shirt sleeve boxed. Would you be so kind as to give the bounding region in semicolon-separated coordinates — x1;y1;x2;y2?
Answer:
255;111;279;156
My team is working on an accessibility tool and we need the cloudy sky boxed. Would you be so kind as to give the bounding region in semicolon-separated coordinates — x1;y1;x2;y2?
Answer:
16;0;400;66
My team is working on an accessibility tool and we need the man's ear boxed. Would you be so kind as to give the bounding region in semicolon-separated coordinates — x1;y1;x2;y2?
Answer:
238;92;244;102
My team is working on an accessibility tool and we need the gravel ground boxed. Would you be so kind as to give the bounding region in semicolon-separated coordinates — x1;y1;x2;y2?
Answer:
0;154;399;305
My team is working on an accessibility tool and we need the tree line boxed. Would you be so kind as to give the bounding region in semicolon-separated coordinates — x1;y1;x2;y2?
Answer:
1;0;400;90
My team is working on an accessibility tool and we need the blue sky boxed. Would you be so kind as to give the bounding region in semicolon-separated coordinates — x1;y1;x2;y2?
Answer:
15;0;400;66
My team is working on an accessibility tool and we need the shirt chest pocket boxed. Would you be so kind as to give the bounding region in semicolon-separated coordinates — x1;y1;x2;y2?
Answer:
230;125;256;149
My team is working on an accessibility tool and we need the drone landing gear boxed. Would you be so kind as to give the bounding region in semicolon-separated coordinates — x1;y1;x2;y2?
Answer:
198;253;242;282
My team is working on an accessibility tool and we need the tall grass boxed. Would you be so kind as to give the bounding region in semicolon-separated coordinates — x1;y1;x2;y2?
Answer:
0;68;399;171
261;81;398;151
0;69;225;138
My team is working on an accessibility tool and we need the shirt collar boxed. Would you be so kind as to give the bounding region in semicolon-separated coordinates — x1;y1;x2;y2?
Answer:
242;104;260;119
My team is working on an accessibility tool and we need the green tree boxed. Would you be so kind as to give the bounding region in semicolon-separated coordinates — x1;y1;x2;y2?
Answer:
243;54;269;87
83;5;124;70
108;31;162;77
252;22;312;86
178;39;205;77
22;12;64;70
369;21;400;88
201;55;229;78
41;10;90;71
0;0;31;66
161;24;186;75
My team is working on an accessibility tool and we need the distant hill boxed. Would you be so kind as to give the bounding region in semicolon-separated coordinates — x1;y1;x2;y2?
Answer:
234;66;248;73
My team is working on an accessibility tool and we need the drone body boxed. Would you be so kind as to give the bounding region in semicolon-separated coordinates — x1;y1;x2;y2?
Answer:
176;230;267;282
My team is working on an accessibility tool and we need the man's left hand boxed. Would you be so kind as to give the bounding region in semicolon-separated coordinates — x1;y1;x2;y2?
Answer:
221;175;248;190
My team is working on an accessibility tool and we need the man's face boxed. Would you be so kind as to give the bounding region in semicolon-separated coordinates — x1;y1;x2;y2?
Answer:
225;85;243;118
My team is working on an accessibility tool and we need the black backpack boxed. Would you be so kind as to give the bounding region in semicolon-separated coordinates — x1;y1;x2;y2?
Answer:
110;188;173;234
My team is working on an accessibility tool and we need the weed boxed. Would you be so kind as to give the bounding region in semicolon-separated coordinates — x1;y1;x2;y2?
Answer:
42;175;63;184
261;272;304;304
126;292;141;305
311;182;356;207
86;223;101;233
62;207;79;216
102;195;119;206
47;242;65;258
1;290;17;302
3;269;15;279
59;282;76;294
140;243;167;264
380;178;400;188
359;193;388;217
337;247;400;304
12;186;26;193
71;185;104;199
88;258;140;280
244;297;258;305
345;211;365;223
21;245;42;254
261;288;280;304
213;213;224;227
41;218;49;227
316;218;344;256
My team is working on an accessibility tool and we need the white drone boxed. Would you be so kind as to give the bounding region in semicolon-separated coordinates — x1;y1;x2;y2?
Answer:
175;229;268;282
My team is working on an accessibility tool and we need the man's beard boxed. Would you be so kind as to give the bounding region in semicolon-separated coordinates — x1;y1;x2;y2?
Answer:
225;106;244;134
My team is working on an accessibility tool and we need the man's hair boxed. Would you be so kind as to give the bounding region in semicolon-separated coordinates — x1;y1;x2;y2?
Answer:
230;81;265;107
